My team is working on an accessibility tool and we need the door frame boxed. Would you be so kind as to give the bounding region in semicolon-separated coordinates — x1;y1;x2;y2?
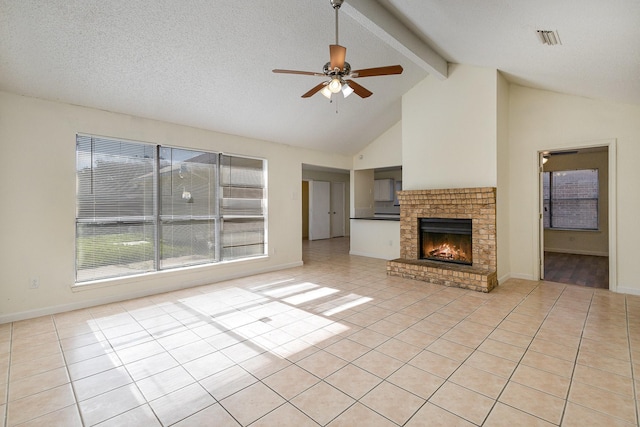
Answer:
535;139;617;291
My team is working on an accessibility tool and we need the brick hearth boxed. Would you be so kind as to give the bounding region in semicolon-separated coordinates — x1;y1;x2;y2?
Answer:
387;187;498;292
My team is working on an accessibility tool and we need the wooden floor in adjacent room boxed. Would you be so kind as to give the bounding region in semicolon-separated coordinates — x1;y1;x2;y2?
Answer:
543;252;609;289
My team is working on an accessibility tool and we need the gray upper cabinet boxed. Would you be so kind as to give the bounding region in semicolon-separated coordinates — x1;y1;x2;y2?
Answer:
374;179;394;201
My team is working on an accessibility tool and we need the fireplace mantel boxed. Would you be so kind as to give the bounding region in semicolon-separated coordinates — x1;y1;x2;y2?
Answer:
387;187;498;292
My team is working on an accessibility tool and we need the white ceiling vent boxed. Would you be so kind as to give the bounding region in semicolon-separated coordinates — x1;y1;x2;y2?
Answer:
537;30;561;45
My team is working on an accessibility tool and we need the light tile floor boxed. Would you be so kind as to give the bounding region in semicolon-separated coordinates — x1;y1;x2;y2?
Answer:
1;237;639;426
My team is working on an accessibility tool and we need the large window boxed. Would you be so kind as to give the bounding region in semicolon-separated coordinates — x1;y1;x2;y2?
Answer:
76;135;266;283
543;169;598;230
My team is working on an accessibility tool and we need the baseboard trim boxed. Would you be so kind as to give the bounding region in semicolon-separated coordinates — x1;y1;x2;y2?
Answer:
0;261;303;324
498;273;512;283
616;286;640;296
507;273;537;281
544;248;608;257
349;250;395;260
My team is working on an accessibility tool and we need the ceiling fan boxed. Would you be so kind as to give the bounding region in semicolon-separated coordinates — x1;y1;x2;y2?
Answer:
272;0;403;99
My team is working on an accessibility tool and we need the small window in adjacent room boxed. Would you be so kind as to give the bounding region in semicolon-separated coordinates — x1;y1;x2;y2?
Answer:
543;169;598;230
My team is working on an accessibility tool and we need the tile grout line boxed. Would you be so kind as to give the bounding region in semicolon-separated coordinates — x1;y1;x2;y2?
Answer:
58;308;160;426
250;278;484;426
625;296;639;426
480;282;572;426
401;281;547;426
2;323;12;427
110;305;216;427
53;314;86;427
4;239;638;427
556;287;595;426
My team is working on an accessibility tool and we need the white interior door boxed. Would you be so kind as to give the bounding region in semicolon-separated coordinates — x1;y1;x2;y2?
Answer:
331;182;345;237
309;180;331;240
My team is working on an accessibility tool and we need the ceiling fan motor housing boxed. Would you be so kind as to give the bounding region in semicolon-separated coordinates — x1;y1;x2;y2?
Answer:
323;61;351;77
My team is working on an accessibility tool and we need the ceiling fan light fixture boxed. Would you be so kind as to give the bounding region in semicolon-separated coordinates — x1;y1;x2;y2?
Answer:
321;85;332;99
342;82;354;98
328;77;342;93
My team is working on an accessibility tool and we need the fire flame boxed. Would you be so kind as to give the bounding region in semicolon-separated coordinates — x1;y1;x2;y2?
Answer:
428;243;466;261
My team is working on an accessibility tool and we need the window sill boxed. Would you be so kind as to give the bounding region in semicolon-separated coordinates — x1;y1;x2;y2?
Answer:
71;255;269;292
544;228;601;232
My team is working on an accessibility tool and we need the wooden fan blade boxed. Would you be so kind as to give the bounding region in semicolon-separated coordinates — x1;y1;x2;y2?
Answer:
273;69;325;76
351;65;403;78
302;82;327;98
345;80;372;98
329;44;346;70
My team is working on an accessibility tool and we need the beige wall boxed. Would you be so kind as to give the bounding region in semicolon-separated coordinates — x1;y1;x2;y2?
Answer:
400;64;506;277
379;64;640;294
496;72;511;281
543;150;608;256
350;122;402;259
508;85;640;294
353;121;402;171
352;169;374;218
402;64;498;190
0;91;352;321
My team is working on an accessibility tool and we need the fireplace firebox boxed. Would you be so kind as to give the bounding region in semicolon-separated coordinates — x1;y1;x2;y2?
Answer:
420;218;472;265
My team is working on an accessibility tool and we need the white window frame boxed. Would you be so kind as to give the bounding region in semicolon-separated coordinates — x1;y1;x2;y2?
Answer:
75;134;267;284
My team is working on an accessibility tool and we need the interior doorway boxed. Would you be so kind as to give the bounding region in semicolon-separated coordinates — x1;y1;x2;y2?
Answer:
538;144;615;289
301;164;350;241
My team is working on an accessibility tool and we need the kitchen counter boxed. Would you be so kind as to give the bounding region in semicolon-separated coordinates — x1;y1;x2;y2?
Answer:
350;217;401;259
351;216;400;221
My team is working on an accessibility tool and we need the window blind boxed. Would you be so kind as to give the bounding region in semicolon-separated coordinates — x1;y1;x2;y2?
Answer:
75;135;267;283
159;148;218;269
220;155;266;260
76;135;156;281
543;169;598;230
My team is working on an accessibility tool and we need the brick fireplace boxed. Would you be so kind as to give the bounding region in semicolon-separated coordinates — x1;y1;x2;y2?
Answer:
387;187;498;292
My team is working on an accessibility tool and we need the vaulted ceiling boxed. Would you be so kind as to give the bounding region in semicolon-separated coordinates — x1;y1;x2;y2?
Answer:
1;0;638;155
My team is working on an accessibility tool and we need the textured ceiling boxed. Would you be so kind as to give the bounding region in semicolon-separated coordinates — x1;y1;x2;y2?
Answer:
383;0;640;107
1;1;638;156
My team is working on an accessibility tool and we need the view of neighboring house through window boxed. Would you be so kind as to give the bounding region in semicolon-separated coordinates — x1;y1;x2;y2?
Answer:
220;155;267;260
76;134;266;283
543;169;598;230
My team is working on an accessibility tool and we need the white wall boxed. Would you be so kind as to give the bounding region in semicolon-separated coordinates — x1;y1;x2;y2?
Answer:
349;220;400;260
402;64;498;190
508;85;640;294
0;91;352;321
